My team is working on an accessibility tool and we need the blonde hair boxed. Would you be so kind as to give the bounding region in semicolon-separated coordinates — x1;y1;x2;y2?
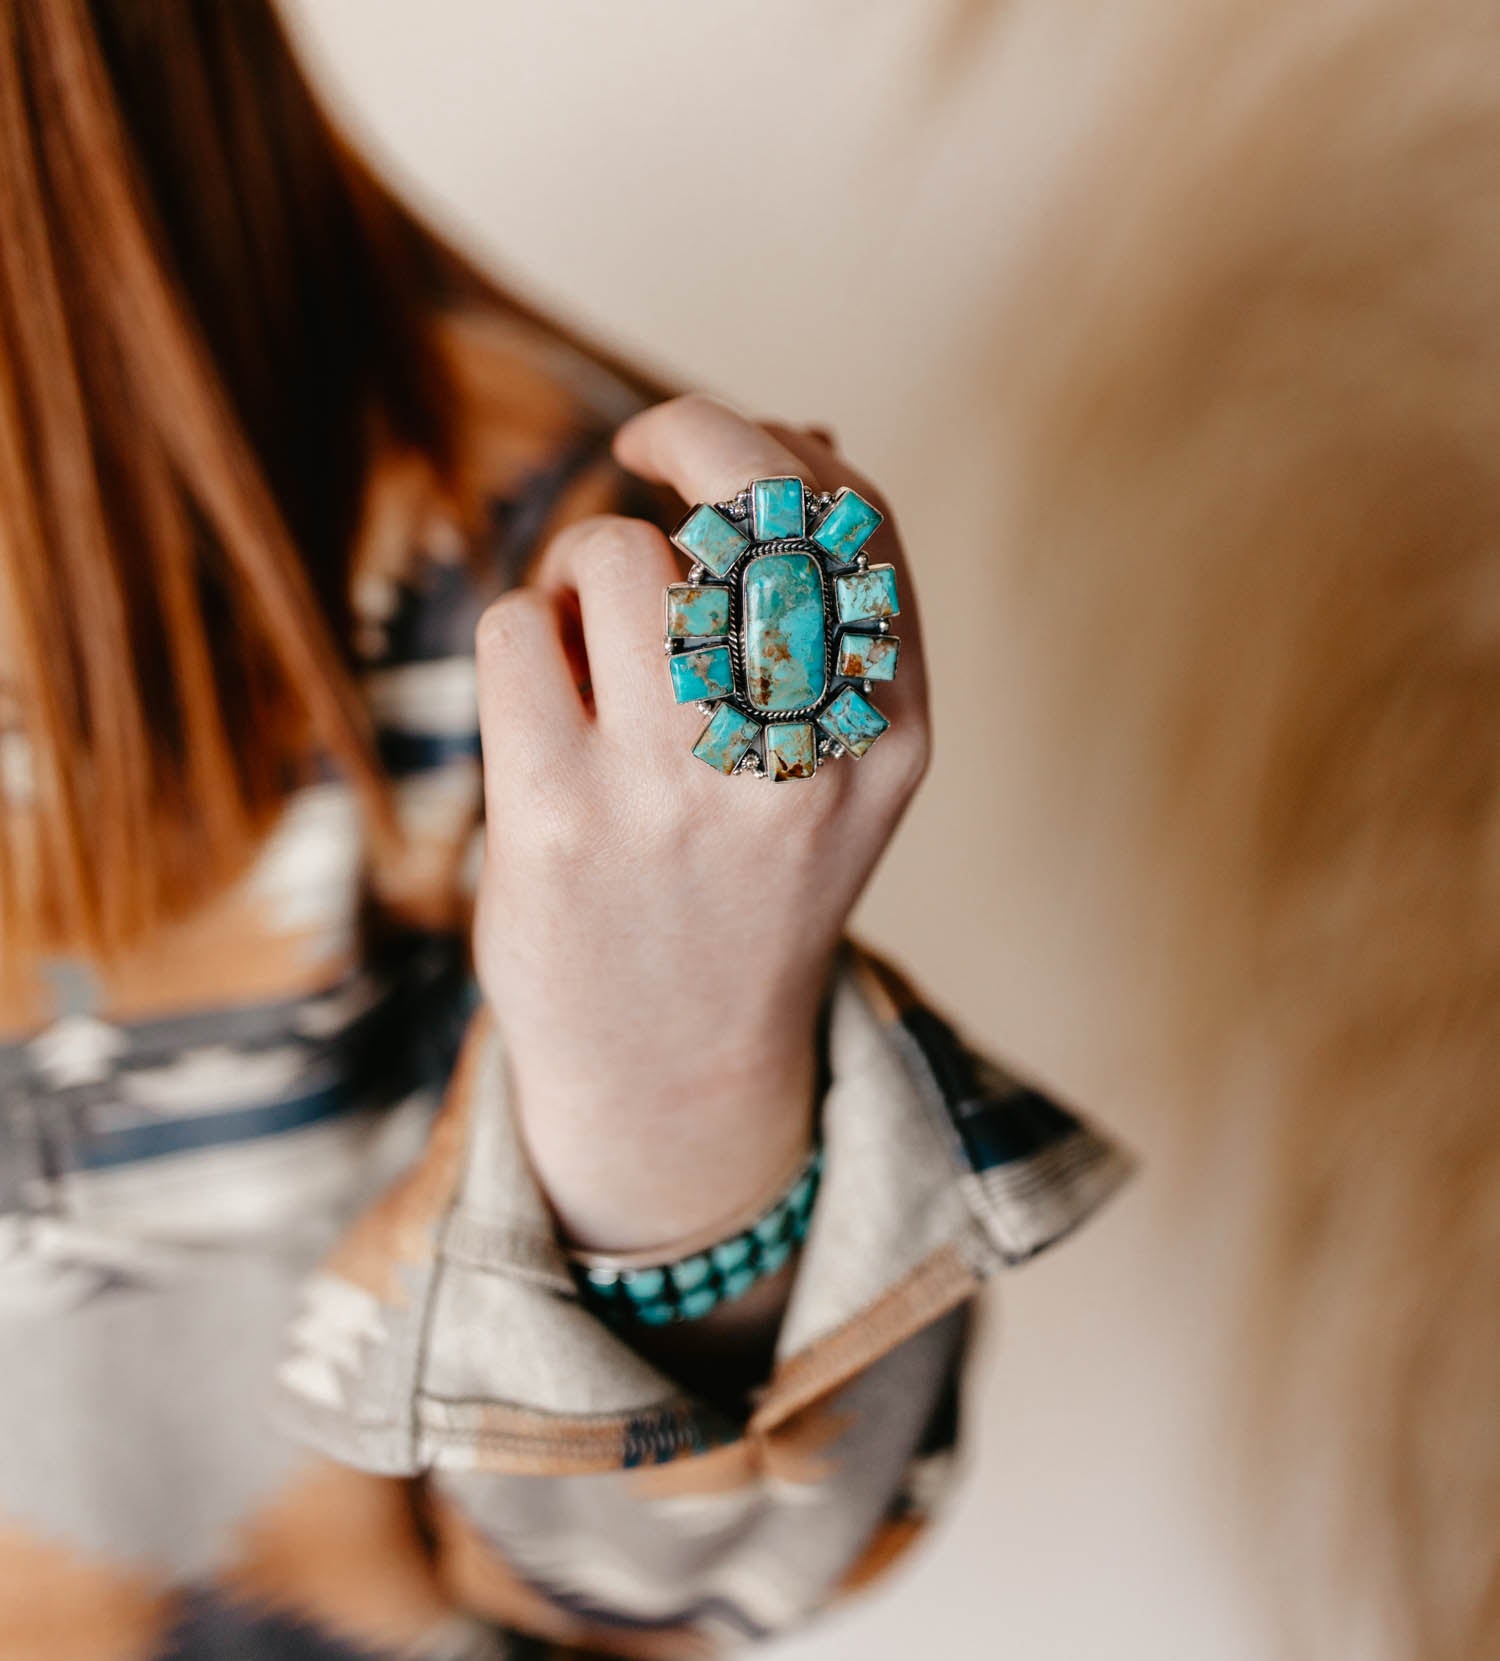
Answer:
982;2;1500;1654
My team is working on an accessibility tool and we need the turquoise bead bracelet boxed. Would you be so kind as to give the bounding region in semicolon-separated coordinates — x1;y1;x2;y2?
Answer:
571;1147;822;1327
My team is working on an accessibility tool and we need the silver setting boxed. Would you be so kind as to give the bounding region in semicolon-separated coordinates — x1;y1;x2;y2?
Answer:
734;536;834;723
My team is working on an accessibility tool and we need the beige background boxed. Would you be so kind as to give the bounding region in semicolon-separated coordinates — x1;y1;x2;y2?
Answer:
285;4;1270;1655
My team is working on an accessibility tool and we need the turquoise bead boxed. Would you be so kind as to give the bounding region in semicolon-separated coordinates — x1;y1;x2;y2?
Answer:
627;1267;666;1300
692;704;760;774
753;1209;786;1245
835;565;899;625
678;1286;719;1320
673;503;749;577
742;551;827;712
720;1266;759;1304
817;686;889;758
670;1253;712;1293
836;631;899;682
665;583;730;639
758;1238;793;1276
765;722;817;782
752;476;806;540
636;1301;676;1326
711;1235;754;1274
787;1171;817;1217
812;488;883;563
669;644;734;704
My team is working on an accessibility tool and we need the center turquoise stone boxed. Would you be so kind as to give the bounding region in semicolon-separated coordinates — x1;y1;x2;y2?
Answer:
741;550;827;713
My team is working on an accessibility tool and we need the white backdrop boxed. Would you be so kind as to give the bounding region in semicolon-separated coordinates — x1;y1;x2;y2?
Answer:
284;5;1272;1655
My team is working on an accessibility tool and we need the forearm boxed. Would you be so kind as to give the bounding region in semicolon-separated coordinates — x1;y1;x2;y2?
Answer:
472;395;927;1407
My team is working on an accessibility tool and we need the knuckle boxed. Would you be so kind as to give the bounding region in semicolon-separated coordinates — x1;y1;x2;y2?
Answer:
571;515;664;588
659;391;723;430
475;589;545;661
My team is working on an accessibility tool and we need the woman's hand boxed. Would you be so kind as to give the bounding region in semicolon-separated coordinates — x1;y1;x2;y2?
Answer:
473;397;930;1253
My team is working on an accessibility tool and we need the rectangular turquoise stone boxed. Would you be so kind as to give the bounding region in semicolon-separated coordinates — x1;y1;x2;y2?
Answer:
835;563;899;625
692;703;760;774
742;551;828;712
752;476;806;540
668;644;734;704
837;631;899;681
812;488;883;564
817;685;889;757
665;583;730;639
672;503;749;577
765;722;817;781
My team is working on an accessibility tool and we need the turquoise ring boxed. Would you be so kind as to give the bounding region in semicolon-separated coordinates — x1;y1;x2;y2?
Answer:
664;477;900;779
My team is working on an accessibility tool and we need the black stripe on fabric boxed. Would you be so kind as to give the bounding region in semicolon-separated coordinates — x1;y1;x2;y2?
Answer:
156;1587;392;1661
370;554;487;670
64;938;478;1172
898;1005;1083;1174
76;1085;359;1169
619;1402;728;1469
367;429;617;675
376;727;481;777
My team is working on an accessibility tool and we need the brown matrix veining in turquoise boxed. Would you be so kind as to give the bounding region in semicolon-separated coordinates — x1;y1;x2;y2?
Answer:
741;551;828;712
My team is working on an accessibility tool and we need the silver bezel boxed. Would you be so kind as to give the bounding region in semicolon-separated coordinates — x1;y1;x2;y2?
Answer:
734;536;838;723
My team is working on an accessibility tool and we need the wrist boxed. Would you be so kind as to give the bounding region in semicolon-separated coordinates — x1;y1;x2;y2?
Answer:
509;1031;818;1255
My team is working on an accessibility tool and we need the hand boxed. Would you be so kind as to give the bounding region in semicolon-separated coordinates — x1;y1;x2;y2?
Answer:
473;397;930;1252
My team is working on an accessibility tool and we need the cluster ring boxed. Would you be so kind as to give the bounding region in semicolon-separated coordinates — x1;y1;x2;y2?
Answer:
662;476;900;780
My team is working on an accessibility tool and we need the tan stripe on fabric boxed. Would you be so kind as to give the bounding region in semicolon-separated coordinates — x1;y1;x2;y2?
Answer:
322;1008;485;1305
752;1243;980;1434
0;1525;173;1661
224;1461;461;1654
625;1395;853;1500
835;1513;932;1597
844;940;923;1024
417;1396;713;1478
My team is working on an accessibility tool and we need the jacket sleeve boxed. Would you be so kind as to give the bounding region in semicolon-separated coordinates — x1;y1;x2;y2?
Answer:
276;945;1131;1656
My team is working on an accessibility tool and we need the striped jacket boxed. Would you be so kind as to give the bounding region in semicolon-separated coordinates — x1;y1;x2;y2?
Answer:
0;314;1129;1660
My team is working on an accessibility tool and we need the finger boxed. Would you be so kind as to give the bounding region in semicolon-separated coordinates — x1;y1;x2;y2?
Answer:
475;588;589;801
535;514;680;729
613;394;821;506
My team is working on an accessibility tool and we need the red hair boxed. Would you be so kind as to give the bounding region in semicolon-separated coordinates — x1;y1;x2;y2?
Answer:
0;0;474;962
